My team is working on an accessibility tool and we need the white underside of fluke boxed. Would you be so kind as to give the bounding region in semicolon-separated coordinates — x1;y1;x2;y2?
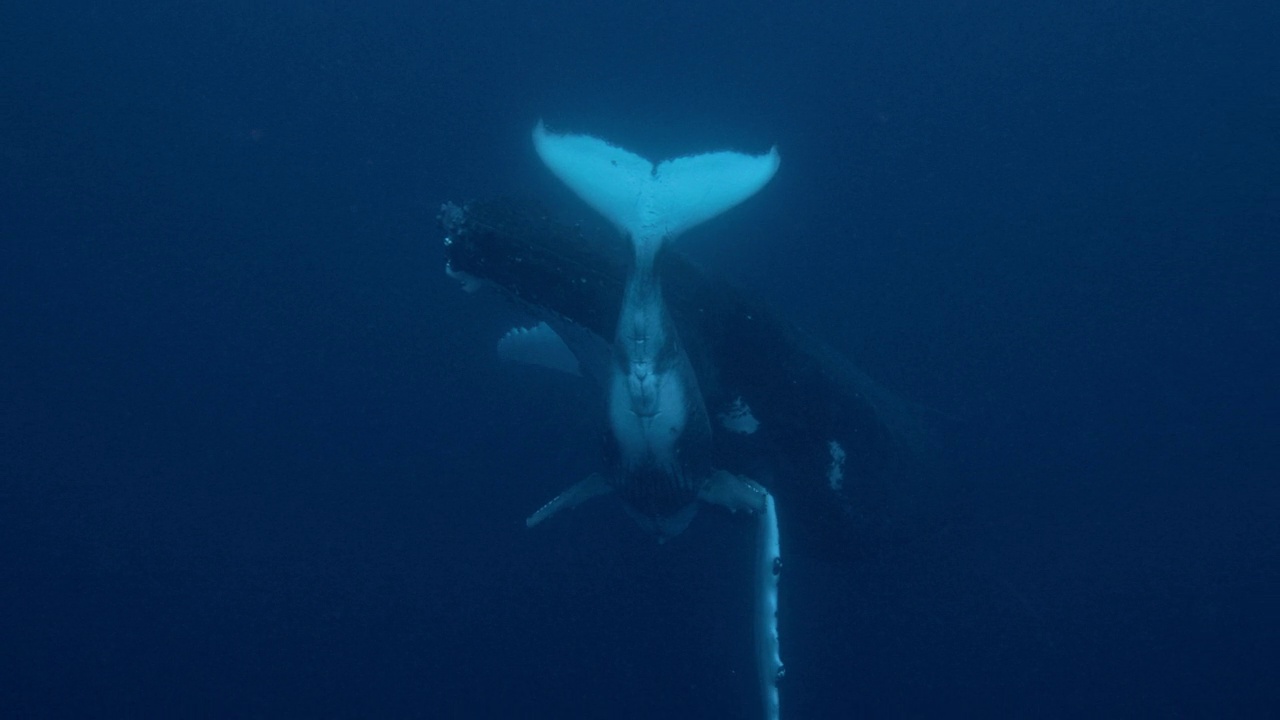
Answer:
532;121;780;250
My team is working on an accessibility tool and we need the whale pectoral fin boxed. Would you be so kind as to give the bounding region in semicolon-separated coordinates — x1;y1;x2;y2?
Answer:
498;322;582;376
526;473;613;528
755;492;783;720
699;469;769;514
700;470;784;720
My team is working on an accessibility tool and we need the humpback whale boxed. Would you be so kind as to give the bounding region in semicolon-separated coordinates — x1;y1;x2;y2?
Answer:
440;122;912;720
527;121;780;536
524;122;784;718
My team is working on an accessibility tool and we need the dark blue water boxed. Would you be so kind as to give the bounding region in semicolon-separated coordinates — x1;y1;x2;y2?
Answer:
3;1;1276;717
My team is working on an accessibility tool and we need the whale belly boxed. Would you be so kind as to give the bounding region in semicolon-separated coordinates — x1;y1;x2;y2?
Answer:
608;362;688;470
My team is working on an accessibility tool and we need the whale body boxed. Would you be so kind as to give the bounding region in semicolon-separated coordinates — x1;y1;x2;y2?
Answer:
530;121;780;539
455;122;786;720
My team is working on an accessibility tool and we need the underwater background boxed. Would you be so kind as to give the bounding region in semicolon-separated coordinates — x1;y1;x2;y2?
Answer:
2;0;1276;717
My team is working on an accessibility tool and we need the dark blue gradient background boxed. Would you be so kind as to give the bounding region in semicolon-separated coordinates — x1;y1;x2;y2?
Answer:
2;1;1276;717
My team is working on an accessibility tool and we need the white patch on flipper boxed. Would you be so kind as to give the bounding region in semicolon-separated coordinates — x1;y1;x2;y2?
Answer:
827;440;846;491
718;397;759;435
497;322;582;376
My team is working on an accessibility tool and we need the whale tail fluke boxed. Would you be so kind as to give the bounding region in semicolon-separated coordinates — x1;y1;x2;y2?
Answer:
532;121;779;255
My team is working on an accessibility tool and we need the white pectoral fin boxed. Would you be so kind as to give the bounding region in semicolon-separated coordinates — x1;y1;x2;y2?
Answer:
498;322;582;376
699;469;769;513
699;471;783;720
533;121;779;243
526;473;613;528
756;492;783;720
